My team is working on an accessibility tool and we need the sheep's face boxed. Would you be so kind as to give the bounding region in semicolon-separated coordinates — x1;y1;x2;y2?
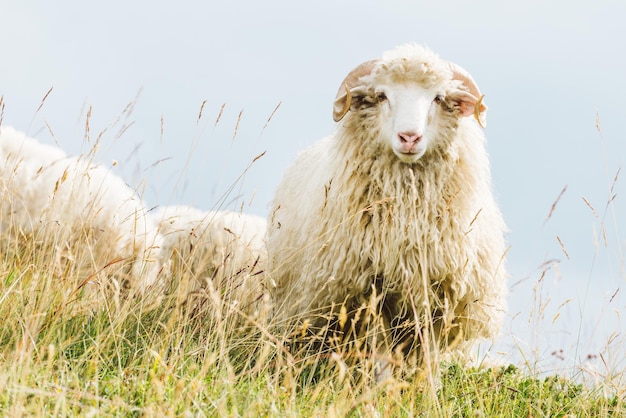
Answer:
333;44;488;164
373;82;446;163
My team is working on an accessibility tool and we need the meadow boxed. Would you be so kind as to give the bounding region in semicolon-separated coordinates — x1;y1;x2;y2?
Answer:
0;95;624;417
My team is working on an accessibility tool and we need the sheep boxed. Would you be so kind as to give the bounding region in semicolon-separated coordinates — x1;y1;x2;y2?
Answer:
0;126;162;298
153;205;267;315
0;125;67;163
266;44;507;379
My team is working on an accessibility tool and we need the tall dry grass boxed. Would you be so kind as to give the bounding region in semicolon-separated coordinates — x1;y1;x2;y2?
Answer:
0;93;623;416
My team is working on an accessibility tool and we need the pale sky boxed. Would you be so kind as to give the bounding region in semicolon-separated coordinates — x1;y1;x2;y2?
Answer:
2;0;625;373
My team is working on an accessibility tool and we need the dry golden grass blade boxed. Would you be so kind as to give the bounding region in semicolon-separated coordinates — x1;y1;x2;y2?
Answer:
123;87;143;121
43;120;62;148
582;196;599;219
214;103;226;127
261;101;281;133
251;151;266;163
556;298;573;312
232;110;244;141
544;185;567;224
556;235;570;260
465;208;483;235
468;208;482;229
52;168;70;195
114;122;133;141
147;157;173;170
84;105;93;143
36;87;54;113
197;100;207;124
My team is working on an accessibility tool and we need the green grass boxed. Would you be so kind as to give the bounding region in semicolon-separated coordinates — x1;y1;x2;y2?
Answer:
0;253;623;417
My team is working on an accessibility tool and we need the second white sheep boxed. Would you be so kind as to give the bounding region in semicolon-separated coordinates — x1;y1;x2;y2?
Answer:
154;205;267;313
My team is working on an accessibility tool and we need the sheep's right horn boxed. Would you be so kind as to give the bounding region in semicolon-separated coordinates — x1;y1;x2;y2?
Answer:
448;62;487;127
448;62;482;98
333;59;378;122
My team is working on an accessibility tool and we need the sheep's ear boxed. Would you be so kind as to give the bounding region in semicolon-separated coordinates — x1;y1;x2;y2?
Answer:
333;60;378;122
448;90;488;128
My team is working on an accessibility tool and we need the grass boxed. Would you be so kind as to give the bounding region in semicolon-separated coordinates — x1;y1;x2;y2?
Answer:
0;96;625;416
0;269;622;417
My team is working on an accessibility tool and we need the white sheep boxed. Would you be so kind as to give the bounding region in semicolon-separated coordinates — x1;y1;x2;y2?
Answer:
0;125;67;163
154;205;267;313
0;126;162;295
266;44;507;376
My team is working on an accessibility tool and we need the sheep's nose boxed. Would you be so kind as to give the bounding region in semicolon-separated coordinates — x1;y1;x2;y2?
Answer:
398;131;422;144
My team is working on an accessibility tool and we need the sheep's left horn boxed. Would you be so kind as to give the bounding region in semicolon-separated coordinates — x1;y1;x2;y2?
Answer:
333;59;378;122
448;62;487;127
333;84;352;123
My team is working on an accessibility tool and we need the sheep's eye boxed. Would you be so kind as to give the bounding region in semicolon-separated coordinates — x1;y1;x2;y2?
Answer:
433;95;443;105
376;92;387;102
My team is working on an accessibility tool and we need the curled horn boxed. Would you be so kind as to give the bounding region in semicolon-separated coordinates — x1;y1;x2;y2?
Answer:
448;62;488;128
333;59;378;122
335;84;352;123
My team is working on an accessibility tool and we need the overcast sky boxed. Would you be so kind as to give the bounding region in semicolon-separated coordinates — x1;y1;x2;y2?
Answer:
2;0;625;374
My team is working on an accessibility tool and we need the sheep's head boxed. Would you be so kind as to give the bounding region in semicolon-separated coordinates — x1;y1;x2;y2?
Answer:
333;44;487;164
